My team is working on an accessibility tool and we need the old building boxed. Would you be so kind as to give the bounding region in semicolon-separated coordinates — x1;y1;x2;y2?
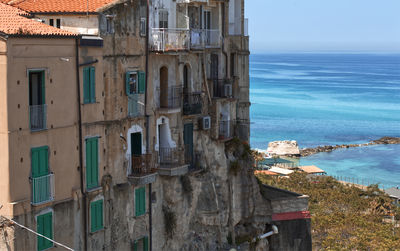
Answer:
0;0;311;250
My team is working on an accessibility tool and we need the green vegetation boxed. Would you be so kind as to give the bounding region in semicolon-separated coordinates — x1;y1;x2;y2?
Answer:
256;172;400;250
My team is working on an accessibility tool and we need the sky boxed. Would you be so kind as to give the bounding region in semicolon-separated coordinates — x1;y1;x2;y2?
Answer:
245;0;400;53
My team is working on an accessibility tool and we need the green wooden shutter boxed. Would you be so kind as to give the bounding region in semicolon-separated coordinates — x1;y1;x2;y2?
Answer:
133;240;138;251
83;67;90;103
143;236;149;251
37;212;52;251
125;72;131;95
90;67;96;102
97;200;103;230
90;201;96;232
91;200;104;232
138;71;146;94
31;146;49;178
135;187;146;216
86;138;99;189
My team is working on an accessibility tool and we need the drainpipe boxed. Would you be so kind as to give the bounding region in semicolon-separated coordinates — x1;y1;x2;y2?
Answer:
145;0;153;250
253;225;279;241
75;38;88;251
221;2;228;79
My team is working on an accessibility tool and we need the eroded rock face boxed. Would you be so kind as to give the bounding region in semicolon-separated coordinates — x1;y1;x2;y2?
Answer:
267;141;300;156
153;135;272;251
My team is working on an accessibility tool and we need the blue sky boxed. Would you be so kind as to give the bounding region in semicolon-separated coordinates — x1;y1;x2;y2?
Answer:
245;0;400;53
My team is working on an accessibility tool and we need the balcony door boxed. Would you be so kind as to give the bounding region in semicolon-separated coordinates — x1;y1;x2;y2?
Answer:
184;123;194;169
203;10;211;45
159;10;168;29
160;67;168;108
131;132;142;157
29;71;45;106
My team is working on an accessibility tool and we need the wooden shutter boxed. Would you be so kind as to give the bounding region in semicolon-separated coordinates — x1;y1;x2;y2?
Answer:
86;138;99;189
31;146;49;178
83;67;90;103
125;72;131;95
138;71;146;94
90;201;96;232
135;187;145;216
133;240;138;251
143;236;149;251
90;67;96;102
90;200;103;232
37;212;52;251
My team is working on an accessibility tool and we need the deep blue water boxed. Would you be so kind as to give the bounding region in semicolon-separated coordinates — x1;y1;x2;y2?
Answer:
250;53;400;187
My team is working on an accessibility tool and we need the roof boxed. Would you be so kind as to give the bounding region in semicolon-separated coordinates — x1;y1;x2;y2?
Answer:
5;0;116;14
254;170;280;176
268;167;294;175
298;165;326;174
385;187;400;199
0;3;77;37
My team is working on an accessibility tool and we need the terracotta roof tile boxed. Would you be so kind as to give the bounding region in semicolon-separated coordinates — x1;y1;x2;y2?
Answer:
0;3;77;36
10;0;116;13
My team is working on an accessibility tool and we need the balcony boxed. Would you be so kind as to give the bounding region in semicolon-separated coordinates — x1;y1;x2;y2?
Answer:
127;154;157;186
157;86;182;112
176;0;208;3
235;119;250;142
183;92;202;115
219;120;234;140
32;173;54;205
158;147;189;176
128;95;145;118
210;79;233;98
190;29;221;49
150;28;190;52
30;104;47;131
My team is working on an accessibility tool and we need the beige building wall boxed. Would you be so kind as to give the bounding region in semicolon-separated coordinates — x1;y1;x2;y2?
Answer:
37;14;99;35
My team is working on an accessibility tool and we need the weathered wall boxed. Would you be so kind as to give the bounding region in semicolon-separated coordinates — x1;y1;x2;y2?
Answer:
36;14;99;35
270;219;312;251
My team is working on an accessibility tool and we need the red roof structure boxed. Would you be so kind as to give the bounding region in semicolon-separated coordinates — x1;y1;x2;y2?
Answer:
0;2;77;36
4;0;115;14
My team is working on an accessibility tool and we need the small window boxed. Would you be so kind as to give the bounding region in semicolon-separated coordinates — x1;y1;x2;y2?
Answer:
140;18;147;36
106;18;114;34
56;19;61;28
49;19;54;27
159;10;168;29
37;212;53;251
135;187;146;216
83;66;96;103
90;199;104;232
133;236;149;251
126;71;145;95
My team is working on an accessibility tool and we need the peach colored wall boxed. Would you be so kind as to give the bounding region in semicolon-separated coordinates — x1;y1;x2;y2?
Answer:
6;38;81;215
0;39;11;215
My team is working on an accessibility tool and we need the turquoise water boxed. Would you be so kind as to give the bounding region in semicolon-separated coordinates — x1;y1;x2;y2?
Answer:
250;54;400;187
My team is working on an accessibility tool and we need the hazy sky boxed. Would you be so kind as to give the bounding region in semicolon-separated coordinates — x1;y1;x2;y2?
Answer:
245;0;400;53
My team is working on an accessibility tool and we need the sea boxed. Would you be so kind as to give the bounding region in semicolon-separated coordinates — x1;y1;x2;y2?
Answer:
250;53;400;188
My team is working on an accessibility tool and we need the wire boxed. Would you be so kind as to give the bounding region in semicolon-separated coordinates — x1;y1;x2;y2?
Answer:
1;216;74;251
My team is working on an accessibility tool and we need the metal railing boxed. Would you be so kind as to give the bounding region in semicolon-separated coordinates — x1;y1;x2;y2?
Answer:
30;104;47;131
190;29;221;49
183;92;202;115
150;28;190;52
128;154;154;176
176;0;208;3
235;119;250;141
157;86;182;109
219;120;234;140
211;79;233;98
128;95;145;118
32;173;54;205
159;147;181;164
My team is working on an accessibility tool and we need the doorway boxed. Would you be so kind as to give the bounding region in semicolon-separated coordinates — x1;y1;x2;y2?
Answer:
160;66;168;108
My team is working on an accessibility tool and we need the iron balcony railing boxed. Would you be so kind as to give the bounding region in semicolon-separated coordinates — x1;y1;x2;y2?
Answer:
30;104;47;131
183;92;202;115
219;120;234;140
128;154;154;176
235;119;250;141
128;95;145;118
190;29;221;49
157;86;182;109
32;173;54;205
211;79;233;98
150;28;190;52
159;146;185;165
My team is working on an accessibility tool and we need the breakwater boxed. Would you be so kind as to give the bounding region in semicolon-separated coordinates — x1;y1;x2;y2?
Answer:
300;137;400;157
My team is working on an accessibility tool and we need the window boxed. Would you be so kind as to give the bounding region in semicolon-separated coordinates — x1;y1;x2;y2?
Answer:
90;199;104;232
230;53;236;77
86;137;99;190
133;236;149;251
135;187;146;216
83;66;96;103
140;18;146;36
49;19;54;26
159;10;168;29
31;146;53;204
106;18;114;34
125;71;145;95
37;212;53;251
29;70;46;130
56;19;61;28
